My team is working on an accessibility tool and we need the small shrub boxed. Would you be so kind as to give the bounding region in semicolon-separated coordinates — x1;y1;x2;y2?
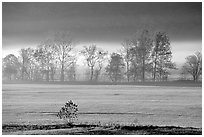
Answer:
57;100;78;124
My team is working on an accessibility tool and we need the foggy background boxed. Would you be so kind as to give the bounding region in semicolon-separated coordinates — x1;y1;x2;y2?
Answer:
3;2;201;64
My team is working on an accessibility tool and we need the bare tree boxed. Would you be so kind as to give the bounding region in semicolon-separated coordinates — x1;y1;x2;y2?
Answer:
94;51;108;81
121;38;132;82
34;41;55;82
52;32;75;82
50;61;58;81
81;45;107;81
19;48;35;80
66;61;77;81
181;52;202;81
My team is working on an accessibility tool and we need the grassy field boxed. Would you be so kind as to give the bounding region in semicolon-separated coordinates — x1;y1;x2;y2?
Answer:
2;84;202;130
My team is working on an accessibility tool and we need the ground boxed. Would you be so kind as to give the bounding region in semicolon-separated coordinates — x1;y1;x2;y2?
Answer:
2;83;202;134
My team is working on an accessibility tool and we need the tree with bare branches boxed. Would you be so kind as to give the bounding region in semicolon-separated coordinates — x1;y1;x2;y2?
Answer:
19;48;36;80
121;39;132;82
34;41;56;82
181;52;202;81
51;32;75;82
81;45;107;81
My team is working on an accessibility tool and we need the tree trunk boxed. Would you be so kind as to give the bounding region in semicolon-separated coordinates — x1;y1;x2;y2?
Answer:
142;56;145;82
90;66;94;81
126;62;130;82
50;70;54;81
115;74;117;82
46;70;49;82
60;64;64;82
133;76;136;82
94;71;99;81
114;67;118;82
153;58;157;81
21;62;25;80
193;75;195;81
133;64;137;82
159;69;162;81
21;68;24;80
194;74;198;82
21;57;26;80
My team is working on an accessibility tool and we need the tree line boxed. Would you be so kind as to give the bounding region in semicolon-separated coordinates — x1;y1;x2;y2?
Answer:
2;30;202;82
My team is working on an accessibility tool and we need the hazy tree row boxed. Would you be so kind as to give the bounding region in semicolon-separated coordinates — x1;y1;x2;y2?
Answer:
2;30;202;82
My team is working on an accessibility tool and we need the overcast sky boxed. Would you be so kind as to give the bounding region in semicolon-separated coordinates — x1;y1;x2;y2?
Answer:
2;2;202;64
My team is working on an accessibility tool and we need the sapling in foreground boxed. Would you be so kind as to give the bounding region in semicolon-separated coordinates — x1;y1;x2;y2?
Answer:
57;100;78;124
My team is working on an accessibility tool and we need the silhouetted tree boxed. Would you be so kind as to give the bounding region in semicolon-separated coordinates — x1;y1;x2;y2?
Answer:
66;61;77;81
51;32;75;82
151;32;175;81
81;45;107;81
19;48;35;80
106;53;125;82
129;44;141;82
3;54;20;80
181;52;202;81
34;41;55;82
121;39;132;82
129;29;153;82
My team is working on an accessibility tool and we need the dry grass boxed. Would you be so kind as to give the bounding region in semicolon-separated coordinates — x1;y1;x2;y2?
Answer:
2;84;202;128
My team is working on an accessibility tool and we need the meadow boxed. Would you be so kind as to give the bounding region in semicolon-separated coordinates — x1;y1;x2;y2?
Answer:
2;83;202;129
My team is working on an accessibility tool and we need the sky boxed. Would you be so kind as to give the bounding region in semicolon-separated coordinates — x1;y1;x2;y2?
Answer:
2;2;202;64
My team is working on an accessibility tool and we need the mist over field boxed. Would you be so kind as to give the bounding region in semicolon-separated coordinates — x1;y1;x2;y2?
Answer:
2;84;202;135
2;2;202;135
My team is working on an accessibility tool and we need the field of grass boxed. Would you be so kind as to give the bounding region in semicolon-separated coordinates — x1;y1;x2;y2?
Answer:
2;84;201;130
